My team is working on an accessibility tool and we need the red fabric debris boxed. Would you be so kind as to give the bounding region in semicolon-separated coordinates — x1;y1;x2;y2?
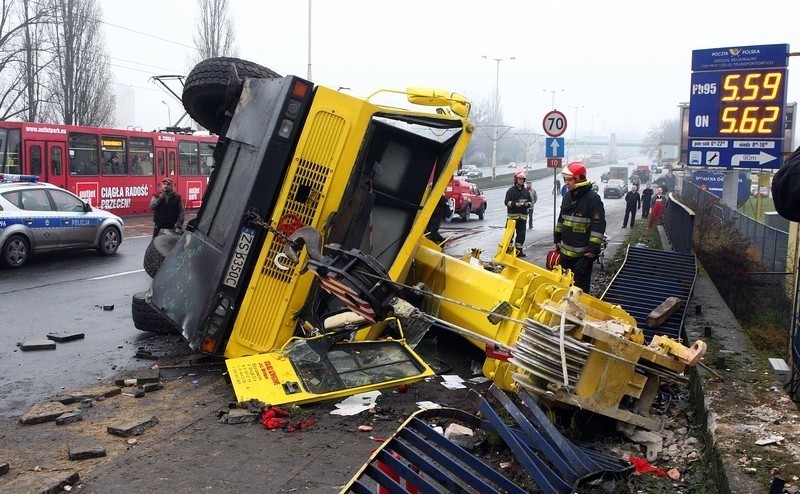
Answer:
260;406;315;431
629;455;667;476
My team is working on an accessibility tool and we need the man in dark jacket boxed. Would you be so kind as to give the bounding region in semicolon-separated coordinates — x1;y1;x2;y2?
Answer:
641;183;654;218
149;178;185;237
554;162;606;293
622;184;641;228
505;171;533;257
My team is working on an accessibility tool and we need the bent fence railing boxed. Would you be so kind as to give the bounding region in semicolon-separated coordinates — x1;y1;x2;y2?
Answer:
663;192;695;255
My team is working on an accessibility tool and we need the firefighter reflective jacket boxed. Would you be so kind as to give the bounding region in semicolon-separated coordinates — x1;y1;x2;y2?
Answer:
554;182;606;258
505;184;532;218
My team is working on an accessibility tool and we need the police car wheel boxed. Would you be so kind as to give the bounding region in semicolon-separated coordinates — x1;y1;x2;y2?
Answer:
131;291;180;334
183;57;281;135
143;234;180;278
2;234;29;269
97;226;121;255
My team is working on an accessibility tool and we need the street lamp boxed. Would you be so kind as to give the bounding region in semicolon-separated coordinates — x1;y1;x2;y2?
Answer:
483;55;515;180
161;100;171;127
590;114;599;154
568;105;584;160
543;88;565;109
307;0;313;80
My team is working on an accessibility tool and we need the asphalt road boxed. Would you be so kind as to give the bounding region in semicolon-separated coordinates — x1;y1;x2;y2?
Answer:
0;232;157;418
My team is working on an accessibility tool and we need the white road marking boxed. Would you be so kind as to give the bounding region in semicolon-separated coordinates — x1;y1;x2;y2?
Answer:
89;269;145;280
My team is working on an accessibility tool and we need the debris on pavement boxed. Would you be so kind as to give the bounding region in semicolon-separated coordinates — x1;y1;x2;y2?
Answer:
330;391;381;416
17;339;56;351
46;332;85;343
68;444;106;461
106;416;159;438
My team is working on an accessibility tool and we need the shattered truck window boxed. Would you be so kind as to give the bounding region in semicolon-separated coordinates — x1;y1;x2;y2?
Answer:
292;342;424;394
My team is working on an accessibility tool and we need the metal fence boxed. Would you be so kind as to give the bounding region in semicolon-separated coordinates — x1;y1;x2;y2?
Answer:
662;192;695;255
679;179;788;272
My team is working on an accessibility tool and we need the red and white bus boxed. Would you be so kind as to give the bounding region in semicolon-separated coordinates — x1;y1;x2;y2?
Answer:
0;121;218;216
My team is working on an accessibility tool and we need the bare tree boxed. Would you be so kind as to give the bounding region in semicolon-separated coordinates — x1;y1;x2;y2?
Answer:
641;118;680;158
18;0;53;122
192;0;237;63
46;0;114;126
0;0;50;120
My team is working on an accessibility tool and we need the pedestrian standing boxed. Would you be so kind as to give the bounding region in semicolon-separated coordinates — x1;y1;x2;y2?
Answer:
554;162;606;293
505;171;533;257
150;178;185;237
622;184;641;228
525;181;538;229
648;187;666;229
641;183;653;218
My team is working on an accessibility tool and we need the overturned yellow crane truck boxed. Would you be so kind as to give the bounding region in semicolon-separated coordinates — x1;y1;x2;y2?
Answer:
133;57;474;403
133;59;705;458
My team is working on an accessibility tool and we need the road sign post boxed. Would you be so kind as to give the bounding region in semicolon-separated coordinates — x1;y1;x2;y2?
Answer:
543;112;568;233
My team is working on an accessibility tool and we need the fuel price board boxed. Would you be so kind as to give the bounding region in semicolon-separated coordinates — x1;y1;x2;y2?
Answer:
688;44;789;170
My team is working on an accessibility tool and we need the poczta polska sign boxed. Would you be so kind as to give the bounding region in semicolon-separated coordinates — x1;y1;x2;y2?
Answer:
688;43;789;170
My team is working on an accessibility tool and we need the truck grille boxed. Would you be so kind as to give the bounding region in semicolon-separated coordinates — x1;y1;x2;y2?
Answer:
233;109;345;351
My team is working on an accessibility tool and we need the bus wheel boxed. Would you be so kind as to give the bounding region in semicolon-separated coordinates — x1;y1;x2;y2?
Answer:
2;234;30;268
182;57;281;134
143;233;181;278
131;291;180;334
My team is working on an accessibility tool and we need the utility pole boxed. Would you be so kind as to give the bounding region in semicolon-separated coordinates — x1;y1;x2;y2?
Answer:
483;55;515;180
306;0;313;80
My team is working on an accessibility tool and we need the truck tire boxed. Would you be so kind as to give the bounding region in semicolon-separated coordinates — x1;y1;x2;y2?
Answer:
143;234;181;278
131;291;180;334
182;57;281;134
460;203;471;222
477;202;487;220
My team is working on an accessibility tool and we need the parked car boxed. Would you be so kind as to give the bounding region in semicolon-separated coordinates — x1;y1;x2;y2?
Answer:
0;179;124;268
603;179;628;199
445;178;487;221
456;165;483;179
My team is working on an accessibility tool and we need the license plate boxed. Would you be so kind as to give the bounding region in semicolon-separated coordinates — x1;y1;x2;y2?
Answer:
223;227;256;288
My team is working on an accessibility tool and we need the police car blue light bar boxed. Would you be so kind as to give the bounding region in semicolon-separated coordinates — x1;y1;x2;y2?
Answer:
0;173;39;183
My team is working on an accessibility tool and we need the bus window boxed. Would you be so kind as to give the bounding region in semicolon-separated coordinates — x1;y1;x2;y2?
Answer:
179;141;200;175
157;150;165;175
29;145;42;175
200;142;214;176
101;136;127;175
4;128;21;174
51;146;63;176
69;133;100;175
129;137;154;176
168;151;176;177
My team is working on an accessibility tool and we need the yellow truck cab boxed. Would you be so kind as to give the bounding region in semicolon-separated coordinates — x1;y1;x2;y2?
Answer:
134;58;473;405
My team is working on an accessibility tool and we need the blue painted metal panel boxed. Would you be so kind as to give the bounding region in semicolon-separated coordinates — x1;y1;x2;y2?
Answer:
601;245;697;341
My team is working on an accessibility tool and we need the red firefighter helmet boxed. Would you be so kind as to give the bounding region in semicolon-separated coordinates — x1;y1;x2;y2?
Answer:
546;249;561;270
561;161;587;178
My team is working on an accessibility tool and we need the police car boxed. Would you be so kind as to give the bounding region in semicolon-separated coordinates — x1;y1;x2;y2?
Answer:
0;174;124;268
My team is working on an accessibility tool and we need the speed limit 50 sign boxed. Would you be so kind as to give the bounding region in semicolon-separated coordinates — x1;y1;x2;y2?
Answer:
542;110;567;137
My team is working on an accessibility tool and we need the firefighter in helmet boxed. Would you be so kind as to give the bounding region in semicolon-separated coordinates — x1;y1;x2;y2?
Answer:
505;170;533;257
554;161;606;292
